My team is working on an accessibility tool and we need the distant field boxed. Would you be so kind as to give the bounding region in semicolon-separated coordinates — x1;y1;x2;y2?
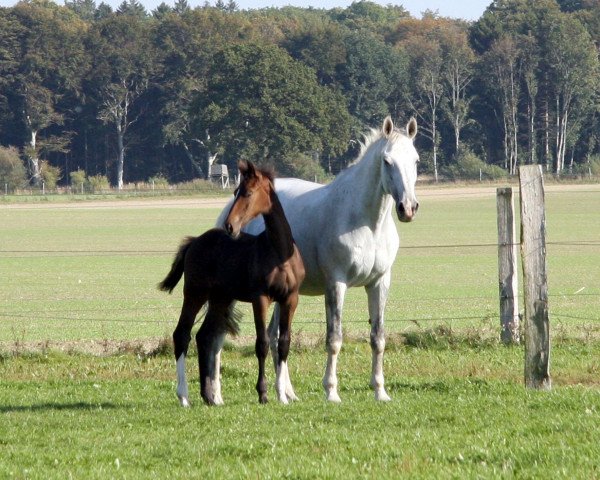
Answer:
1;183;599;346
1;184;599;479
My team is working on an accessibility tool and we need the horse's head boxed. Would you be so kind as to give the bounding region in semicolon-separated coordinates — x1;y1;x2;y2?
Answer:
379;116;419;223
225;160;274;238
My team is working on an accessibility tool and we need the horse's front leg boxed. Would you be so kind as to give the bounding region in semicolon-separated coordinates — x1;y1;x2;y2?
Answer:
252;296;270;404
268;304;298;402
323;282;347;403
173;295;205;407
275;295;299;404
366;274;392;401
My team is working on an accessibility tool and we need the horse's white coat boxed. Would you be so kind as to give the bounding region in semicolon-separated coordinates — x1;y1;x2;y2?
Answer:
217;117;419;402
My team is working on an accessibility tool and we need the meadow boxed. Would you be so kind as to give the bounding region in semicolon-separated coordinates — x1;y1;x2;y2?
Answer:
1;184;599;478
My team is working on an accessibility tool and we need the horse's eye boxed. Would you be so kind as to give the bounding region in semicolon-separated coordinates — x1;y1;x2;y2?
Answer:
383;155;392;165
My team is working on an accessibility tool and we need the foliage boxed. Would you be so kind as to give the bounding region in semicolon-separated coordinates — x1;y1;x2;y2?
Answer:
148;174;169;188
0;146;27;191
277;151;328;181
582;154;600;175
444;148;507;180
190;42;352;171
86;174;110;193
40;160;62;189
70;169;87;190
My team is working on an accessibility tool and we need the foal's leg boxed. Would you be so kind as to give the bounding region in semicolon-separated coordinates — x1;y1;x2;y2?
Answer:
275;295;299;404
196;302;227;406
268;304;298;401
173;295;206;407
366;275;392;401
323;282;347;403
252;296;270;404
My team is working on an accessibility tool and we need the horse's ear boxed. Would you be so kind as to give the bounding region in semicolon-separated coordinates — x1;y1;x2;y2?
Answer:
382;116;394;137
238;160;256;178
406;117;417;140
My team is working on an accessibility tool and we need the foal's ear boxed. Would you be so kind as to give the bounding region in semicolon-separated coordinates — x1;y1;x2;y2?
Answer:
238;160;256;178
382;116;394;137
406;117;417;140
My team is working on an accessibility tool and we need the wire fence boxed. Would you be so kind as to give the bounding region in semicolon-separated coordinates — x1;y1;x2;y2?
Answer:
2;184;599;346
1;241;599;340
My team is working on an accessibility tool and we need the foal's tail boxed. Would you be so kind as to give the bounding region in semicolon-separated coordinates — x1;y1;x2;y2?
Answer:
158;236;194;293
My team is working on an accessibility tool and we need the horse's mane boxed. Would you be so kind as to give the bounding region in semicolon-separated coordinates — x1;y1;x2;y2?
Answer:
347;126;407;168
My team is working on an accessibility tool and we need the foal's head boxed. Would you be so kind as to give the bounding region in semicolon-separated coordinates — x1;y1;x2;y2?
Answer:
225;160;275;238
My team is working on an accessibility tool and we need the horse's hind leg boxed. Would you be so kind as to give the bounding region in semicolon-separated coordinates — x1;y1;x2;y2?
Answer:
252;297;270;404
196;303;227;405
173;295;206;407
275;295;298;404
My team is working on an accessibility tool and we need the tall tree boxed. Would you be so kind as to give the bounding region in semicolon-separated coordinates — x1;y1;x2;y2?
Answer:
189;43;351;176
336;30;408;132
401;33;444;180
87;14;156;188
4;1;87;185
485;35;521;175
547;13;599;174
439;22;475;155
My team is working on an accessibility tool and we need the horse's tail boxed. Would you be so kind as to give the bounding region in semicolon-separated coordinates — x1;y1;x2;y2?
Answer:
158;236;194;293
223;304;243;336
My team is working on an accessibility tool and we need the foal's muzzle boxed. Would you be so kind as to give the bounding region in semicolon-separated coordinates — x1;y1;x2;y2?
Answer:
224;222;239;238
397;200;419;223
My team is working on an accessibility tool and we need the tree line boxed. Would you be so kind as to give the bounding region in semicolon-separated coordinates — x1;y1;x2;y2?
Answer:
0;0;599;190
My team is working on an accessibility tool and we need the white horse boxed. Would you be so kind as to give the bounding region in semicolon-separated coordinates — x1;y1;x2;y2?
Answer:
217;116;419;402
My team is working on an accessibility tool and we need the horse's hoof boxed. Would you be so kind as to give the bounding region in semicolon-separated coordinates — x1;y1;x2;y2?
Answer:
202;394;219;406
326;392;342;403
277;395;289;405
375;390;392;402
286;392;299;402
178;396;191;408
258;395;268;404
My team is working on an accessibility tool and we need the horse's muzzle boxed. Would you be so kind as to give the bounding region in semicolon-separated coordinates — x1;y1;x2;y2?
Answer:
225;222;240;239
397;200;419;223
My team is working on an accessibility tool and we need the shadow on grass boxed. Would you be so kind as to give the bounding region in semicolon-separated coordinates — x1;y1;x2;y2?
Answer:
0;402;122;413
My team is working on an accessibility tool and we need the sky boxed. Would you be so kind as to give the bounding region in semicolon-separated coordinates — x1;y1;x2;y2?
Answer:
0;0;492;21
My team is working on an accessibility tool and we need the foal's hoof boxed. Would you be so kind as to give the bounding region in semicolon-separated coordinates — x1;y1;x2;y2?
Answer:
178;395;191;408
202;394;221;406
258;394;268;404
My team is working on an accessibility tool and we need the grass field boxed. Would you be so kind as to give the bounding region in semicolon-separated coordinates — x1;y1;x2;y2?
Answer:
1;184;600;478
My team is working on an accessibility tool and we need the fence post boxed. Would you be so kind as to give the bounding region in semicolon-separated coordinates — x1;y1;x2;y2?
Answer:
496;188;520;344
518;165;551;390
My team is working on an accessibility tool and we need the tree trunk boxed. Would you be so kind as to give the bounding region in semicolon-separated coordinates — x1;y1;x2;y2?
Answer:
117;126;125;190
27;129;42;187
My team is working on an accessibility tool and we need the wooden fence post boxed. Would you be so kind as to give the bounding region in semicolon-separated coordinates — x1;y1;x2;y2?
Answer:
518;165;551;390
496;188;520;344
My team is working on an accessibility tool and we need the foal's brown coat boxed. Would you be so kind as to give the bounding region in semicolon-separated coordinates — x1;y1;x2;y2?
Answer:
159;161;304;405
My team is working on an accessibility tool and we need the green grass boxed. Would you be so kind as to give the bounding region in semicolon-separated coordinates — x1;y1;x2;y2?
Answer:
1;186;599;477
1;341;599;479
1;187;599;343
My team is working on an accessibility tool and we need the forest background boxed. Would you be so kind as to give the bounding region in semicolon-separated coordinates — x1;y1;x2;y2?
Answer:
0;0;599;191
